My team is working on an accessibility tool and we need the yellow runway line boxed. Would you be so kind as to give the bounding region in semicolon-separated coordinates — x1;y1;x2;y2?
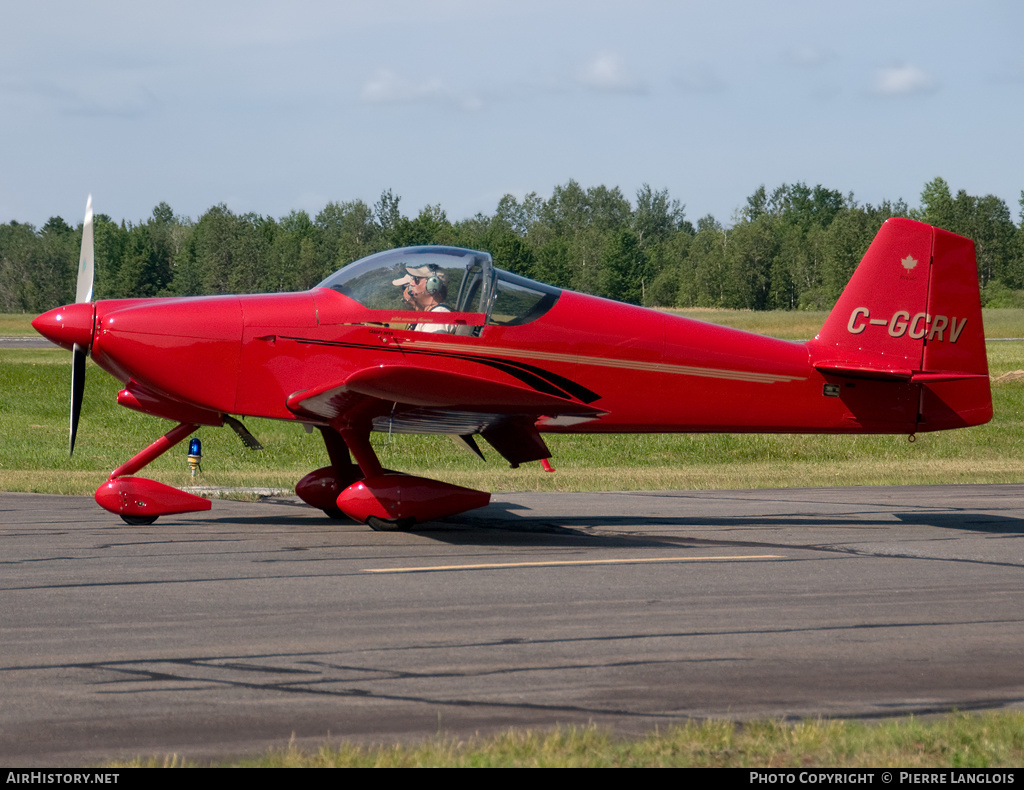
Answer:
364;554;785;573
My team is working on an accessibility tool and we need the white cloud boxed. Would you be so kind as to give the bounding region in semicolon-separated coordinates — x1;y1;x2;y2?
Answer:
872;63;936;96
361;69;440;103
360;69;481;110
576;51;645;94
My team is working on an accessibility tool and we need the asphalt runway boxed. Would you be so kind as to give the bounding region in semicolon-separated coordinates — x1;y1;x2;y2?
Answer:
0;336;52;349
3;485;1024;766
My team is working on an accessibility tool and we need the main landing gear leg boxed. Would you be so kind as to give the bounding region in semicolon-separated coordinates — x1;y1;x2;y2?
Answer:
337;427;412;531
95;422;211;525
295;427;364;520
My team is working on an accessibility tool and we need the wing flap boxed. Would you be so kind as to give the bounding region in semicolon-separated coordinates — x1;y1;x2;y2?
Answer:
286;384;374;422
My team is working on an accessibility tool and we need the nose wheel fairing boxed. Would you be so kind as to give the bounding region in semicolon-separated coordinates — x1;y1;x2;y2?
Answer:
93;422;212;524
96;476;211;523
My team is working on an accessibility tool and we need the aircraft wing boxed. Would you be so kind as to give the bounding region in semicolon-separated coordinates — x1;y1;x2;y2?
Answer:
286;364;605;466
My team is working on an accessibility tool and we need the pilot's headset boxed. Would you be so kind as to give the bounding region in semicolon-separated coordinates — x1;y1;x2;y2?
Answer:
424;265;446;295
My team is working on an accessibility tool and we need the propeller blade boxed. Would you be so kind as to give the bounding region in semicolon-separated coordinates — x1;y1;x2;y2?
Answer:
70;345;85;455
69;195;94;455
75;194;94;304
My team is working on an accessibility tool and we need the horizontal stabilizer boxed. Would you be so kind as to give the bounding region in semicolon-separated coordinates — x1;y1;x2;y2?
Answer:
910;372;990;383
812;361;914;381
813;361;991;385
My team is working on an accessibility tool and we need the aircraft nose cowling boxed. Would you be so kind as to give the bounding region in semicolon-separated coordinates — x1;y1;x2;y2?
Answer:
91;296;244;414
33;303;96;351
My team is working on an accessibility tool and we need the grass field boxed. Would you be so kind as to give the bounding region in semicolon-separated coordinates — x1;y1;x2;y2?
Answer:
3;310;1024;496
108;714;1024;768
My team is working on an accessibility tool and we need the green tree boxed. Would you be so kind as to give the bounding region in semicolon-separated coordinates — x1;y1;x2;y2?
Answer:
92;215;129;299
633;184;689;247
531;236;573;290
453;212;536;277
373;190;403;248
915;176;955;228
317;200;378;270
36;216;79;307
174;204;270;295
722;218;775;309
1015;191;1024;289
116;224;156;298
268;210;323;292
682;216;728;307
645;231;692;306
819;207;877;304
950;192;1016;288
493;193;541;237
0;221;42;311
598;229;647;304
145;202;185;297
743;185;768;222
392;204;455;247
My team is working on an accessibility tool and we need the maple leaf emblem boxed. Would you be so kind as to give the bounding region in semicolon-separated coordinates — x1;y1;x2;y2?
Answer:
901;255;918;271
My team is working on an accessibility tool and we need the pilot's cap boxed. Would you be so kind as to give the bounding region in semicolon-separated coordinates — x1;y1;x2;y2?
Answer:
392;265;446;286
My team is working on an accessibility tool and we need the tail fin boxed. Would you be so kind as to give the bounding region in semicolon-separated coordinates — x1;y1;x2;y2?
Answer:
809;217;991;429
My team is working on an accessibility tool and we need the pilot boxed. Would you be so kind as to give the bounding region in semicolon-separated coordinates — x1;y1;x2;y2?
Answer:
392;264;451;333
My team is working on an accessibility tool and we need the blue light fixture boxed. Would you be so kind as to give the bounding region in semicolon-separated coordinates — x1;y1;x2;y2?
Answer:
187;437;202;476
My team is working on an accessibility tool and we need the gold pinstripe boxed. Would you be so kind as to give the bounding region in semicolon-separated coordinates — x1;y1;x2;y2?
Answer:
407;339;806;385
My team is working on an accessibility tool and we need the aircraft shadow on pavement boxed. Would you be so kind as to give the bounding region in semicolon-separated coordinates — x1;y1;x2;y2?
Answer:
456;499;1024;532
196;496;1024;547
199;497;690;549
893;511;1024;534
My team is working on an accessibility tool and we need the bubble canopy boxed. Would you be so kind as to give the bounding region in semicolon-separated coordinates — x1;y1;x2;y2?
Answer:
317;245;560;329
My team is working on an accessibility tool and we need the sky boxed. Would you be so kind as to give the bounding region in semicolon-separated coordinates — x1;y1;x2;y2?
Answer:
2;0;1021;229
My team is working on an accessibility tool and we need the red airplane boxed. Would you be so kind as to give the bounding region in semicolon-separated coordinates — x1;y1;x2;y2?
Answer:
33;198;991;529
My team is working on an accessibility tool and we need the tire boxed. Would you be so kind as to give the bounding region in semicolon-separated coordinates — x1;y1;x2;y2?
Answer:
366;515;415;532
120;514;158;526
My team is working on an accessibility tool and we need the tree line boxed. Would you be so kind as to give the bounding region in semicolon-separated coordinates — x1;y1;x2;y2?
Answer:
2;177;1022;314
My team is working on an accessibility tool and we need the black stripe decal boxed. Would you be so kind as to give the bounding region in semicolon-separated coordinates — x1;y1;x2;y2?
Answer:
282;336;602;404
